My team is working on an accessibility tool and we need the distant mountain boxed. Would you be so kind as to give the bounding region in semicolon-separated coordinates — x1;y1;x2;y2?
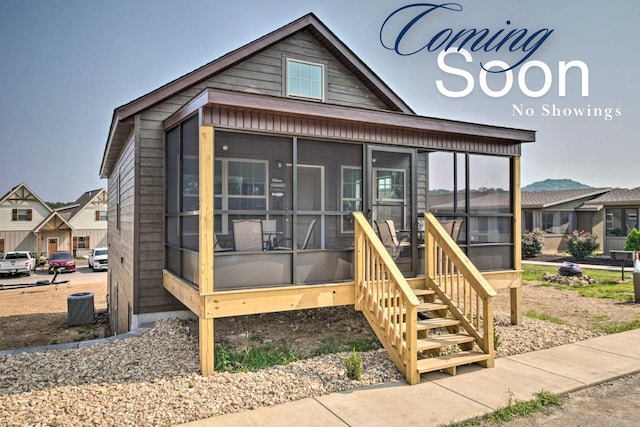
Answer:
522;179;591;192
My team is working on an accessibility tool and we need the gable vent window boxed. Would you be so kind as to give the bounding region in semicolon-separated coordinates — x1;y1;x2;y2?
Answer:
286;59;324;101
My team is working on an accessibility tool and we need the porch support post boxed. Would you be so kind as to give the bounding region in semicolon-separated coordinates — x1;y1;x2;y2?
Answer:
36;232;41;258
199;124;215;375
354;220;364;311
511;156;522;325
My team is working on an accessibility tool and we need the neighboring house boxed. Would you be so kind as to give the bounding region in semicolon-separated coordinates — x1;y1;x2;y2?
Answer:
99;14;535;377
0;183;108;258
56;188;108;257
521;188;611;253
579;187;640;254
0;183;54;255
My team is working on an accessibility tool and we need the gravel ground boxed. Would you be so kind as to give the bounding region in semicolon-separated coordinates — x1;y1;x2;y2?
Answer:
0;313;604;426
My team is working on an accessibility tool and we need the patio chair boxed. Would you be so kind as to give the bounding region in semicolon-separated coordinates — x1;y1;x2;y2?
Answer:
451;219;463;242
232;220;264;252
375;219;410;259
214;235;233;252
261;219;278;250
275;219;317;250
438;219;463;242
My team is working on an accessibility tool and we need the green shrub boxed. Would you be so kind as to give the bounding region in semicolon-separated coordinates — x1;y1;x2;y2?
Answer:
522;228;544;258
344;349;363;380
566;230;599;260
624;228;640;251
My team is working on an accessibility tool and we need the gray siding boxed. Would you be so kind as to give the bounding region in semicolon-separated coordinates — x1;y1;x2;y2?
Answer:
129;29;394;317
212;30;388;110
108;136;136;334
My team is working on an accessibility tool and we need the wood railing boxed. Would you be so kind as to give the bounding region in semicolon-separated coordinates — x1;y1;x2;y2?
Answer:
423;213;496;364
353;212;420;384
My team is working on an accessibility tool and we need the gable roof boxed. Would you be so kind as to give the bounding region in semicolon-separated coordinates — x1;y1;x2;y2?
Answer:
56;188;107;222
521;188;612;209
33;211;74;234
100;13;413;178
0;183;53;213
579;187;640;209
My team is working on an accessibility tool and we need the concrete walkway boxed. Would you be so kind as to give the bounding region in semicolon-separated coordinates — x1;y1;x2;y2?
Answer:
180;329;640;426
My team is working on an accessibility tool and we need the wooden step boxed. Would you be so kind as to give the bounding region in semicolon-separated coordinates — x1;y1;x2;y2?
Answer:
412;288;435;297
416;351;491;374
418;318;461;330
417;302;448;312
416;333;475;351
377;288;435;299
399;302;449;315
401;318;461;332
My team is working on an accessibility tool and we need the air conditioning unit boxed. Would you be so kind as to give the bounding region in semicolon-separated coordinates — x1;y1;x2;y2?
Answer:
67;292;95;326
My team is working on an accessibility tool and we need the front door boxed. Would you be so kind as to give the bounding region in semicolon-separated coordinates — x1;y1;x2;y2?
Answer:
48;238;58;256
366;146;417;275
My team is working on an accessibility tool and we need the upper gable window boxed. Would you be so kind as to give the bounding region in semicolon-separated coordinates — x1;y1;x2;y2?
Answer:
286;59;324;101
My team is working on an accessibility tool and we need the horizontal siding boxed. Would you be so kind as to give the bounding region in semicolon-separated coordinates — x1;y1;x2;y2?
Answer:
69;203;108;230
208;30;388;110
108;136;136;333
0;201;51;231
123;27;454;317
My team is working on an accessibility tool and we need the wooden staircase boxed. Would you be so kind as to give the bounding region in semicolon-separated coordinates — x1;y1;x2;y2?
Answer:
353;212;496;384
410;288;491;376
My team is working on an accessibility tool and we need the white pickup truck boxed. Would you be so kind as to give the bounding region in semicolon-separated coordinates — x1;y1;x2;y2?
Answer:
0;251;37;277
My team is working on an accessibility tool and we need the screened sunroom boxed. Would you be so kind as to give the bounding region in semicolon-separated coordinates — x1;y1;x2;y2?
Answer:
164;92;524;293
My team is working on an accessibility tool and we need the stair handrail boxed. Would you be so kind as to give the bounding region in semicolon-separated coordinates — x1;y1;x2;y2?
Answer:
353;212;420;384
423;213;496;362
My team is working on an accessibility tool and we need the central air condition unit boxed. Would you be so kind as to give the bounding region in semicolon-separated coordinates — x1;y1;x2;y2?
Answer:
67;292;95;326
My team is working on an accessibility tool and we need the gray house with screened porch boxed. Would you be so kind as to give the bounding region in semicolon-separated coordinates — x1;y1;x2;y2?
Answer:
100;13;535;383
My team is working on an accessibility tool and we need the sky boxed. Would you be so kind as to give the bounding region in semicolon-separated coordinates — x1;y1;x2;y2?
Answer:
0;0;638;202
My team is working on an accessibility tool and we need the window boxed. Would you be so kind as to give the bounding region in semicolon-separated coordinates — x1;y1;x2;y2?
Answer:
74;236;90;249
286;59;324;100
95;210;108;221
12;208;32;221
522;210;536;232
428;152;514;270
542;211;575;234
165;115;200;286
214;158;268;233
606;208;639;236
341;167;362;232
374;168;406;228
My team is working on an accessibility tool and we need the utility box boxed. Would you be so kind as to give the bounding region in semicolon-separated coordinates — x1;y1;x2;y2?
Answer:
634;273;640;303
67;292;95;325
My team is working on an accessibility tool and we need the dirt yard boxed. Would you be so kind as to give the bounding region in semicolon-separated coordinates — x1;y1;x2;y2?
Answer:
0;268;109;350
2;263;640;355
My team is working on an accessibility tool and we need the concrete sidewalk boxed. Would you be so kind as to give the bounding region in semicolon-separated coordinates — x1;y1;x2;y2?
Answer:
180;328;640;426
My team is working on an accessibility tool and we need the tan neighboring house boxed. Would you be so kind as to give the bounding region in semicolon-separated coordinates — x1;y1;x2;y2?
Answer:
578;187;640;254
55;188;108;257
0;183;108;258
0;183;54;255
521;188;611;253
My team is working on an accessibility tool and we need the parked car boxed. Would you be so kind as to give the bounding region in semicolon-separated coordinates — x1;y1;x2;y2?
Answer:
48;251;76;274
88;247;108;272
0;251;37;277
